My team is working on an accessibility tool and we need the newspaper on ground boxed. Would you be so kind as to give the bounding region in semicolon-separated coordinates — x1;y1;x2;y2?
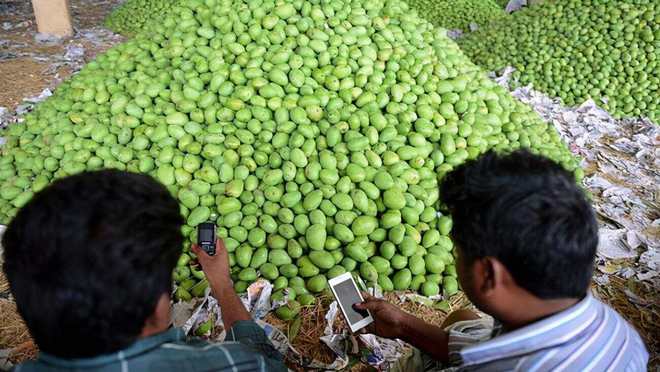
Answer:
175;279;347;369
492;67;660;289
505;0;527;13
178;279;415;370
446;29;464;40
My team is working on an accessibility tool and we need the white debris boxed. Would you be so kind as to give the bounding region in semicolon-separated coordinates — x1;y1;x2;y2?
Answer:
593;274;610;286
24;88;53;104
359;334;407;368
179;280;350;370
446;29;464;40
598;228;641;260
320;282;410;370
618;268;637;280
13;88;54;117
505;0;528;13
64;44;85;62
319;302;350;369
34;33;64;45
0;107;10;128
178;278;412;370
638;248;660;284
77;28;123;48
171;300;198;328
640;248;660;272
493;69;659;283
243;279;274;320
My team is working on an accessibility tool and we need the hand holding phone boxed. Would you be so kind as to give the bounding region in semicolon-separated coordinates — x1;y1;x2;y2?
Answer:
328;273;374;333
197;222;216;256
191;238;231;290
353;293;412;339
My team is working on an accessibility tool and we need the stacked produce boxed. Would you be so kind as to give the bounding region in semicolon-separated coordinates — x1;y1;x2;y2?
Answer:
105;0;179;36
0;0;579;304
460;0;659;122
405;0;506;32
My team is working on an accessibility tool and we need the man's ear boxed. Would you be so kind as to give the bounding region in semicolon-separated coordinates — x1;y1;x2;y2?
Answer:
474;257;510;296
141;293;171;338
472;257;493;294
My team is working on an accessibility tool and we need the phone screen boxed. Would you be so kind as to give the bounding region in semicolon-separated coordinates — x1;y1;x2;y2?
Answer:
199;227;213;243
334;279;369;324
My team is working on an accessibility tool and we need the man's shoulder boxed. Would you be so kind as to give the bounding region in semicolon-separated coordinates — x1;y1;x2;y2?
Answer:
143;338;271;369
598;300;648;355
16;341;276;372
455;296;648;371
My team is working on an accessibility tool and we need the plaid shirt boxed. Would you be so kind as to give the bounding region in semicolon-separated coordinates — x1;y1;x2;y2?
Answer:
15;321;287;372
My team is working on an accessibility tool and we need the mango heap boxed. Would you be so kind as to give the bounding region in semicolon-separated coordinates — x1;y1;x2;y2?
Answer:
0;0;579;305
405;0;506;32
460;0;659;122
105;0;179;36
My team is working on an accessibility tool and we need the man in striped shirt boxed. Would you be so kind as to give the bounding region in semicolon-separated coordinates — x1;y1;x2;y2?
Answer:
356;150;648;371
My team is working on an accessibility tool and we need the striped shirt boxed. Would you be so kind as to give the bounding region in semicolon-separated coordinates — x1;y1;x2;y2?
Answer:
444;294;648;371
14;321;287;372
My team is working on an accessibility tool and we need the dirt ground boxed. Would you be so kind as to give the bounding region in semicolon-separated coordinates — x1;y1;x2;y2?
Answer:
0;58;55;109
0;0;123;111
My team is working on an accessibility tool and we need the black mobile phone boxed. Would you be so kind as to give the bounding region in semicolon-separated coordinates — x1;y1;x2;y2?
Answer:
197;222;216;256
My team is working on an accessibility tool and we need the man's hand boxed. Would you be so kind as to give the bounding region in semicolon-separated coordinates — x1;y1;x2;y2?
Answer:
191;239;231;288
356;293;452;362
193;239;251;329
354;293;412;339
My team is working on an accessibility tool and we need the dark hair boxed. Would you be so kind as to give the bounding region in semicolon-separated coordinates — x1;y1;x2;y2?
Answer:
441;150;598;299
2;170;183;358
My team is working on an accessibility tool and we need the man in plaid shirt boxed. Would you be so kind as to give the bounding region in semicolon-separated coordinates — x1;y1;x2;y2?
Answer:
3;170;286;372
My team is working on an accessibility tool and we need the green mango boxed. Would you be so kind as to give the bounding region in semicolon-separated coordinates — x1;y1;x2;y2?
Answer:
393;269;412;290
306;275;328;293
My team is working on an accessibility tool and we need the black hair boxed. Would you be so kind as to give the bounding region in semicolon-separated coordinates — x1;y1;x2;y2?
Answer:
2;170;183;358
441;150;598;299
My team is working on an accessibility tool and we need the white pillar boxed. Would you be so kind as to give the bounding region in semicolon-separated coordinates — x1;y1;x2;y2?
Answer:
31;0;74;38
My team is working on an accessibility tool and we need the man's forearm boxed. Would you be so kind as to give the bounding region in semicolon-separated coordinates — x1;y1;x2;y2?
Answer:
209;277;251;330
400;314;450;362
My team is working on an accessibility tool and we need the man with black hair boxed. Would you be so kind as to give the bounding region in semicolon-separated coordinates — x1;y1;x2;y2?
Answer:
355;150;648;371
2;170;286;371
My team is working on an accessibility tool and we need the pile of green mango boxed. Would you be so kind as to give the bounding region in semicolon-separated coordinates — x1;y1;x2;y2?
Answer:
459;0;659;122
105;0;179;36
405;0;506;32
0;0;579;304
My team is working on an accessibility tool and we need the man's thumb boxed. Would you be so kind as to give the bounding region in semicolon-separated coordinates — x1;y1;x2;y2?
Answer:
353;300;377;311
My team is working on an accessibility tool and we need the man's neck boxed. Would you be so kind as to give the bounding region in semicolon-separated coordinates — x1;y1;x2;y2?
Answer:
500;296;580;332
140;294;171;339
140;324;169;339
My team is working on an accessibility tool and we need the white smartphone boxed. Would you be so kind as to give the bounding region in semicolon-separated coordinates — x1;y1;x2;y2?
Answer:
328;272;374;333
